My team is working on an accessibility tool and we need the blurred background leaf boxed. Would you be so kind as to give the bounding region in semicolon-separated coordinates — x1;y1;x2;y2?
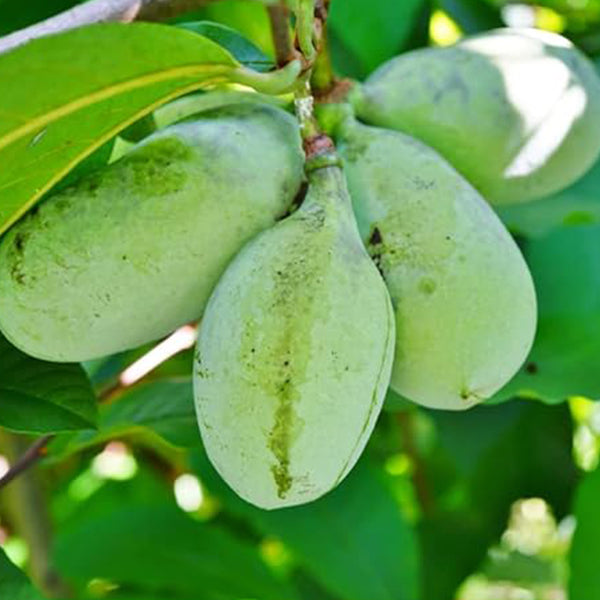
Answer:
193;451;420;600
0;0;81;35
0;545;45;600
177;21;274;71
328;0;431;79
418;400;577;600
52;472;297;600
0;333;97;433
569;464;600;600
492;224;600;404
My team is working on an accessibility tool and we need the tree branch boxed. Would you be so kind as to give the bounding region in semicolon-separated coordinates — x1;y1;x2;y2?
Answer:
0;0;214;56
267;2;295;67
0;324;198;490
0;435;53;490
0;431;70;597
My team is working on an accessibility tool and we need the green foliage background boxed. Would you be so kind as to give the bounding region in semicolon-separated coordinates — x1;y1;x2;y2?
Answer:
1;1;600;600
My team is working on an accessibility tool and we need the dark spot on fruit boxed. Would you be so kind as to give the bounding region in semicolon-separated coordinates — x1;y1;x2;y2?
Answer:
369;249;385;278
413;176;435;190
369;227;382;245
14;233;27;253
11;264;25;285
418;278;436;295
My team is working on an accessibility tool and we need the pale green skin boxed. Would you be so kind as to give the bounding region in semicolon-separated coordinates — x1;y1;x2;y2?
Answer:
337;118;537;410
194;165;395;509
0;104;304;362
352;28;600;205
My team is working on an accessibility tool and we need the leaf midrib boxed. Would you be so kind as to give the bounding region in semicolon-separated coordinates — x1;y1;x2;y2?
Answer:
0;63;234;151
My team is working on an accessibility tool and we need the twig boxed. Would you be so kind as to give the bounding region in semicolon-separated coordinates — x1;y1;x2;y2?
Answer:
0;431;71;597
0;371;126;491
267;1;295;67
0;434;53;490
0;0;214;56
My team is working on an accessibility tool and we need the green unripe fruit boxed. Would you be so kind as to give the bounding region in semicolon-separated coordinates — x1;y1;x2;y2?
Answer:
351;28;600;205
194;162;395;509
335;115;537;410
0;104;304;362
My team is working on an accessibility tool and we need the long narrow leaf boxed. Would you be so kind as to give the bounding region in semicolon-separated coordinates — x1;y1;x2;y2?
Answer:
0;22;239;235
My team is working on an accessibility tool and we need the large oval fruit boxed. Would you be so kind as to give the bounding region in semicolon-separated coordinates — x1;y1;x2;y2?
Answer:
194;159;395;509
0;103;305;362
351;28;600;205
334;113;537;410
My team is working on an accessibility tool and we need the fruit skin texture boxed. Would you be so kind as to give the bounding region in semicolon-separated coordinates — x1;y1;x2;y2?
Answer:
0;103;305;362
336;115;537;410
351;28;600;205
194;162;395;509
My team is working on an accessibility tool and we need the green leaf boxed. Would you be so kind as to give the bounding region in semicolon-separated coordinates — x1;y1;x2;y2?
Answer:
0;333;97;433
55;379;198;456
0;22;239;236
177;1;276;59
328;0;429;79
569;465;600;600
53;503;298;600
0;545;45;600
178;21;274;72
437;0;503;34
49;136;115;193
498;156;600;239
492;225;600;404
193;452;420;600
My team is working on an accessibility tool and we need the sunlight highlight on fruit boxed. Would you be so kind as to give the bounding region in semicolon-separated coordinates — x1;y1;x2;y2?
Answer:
352;28;600;204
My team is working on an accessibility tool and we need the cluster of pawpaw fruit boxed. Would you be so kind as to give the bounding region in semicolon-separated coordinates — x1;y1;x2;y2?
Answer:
1;28;600;509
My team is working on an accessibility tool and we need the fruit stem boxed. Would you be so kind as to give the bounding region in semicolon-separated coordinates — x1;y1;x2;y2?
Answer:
294;76;337;162
296;0;317;62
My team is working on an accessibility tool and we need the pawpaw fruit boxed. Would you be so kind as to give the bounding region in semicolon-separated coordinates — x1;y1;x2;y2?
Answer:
333;111;537;409
0;103;305;361
194;158;395;509
351;28;600;205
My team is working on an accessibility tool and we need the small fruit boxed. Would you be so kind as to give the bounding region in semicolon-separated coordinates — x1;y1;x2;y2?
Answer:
194;157;395;509
334;112;537;410
0;104;304;361
351;28;600;205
